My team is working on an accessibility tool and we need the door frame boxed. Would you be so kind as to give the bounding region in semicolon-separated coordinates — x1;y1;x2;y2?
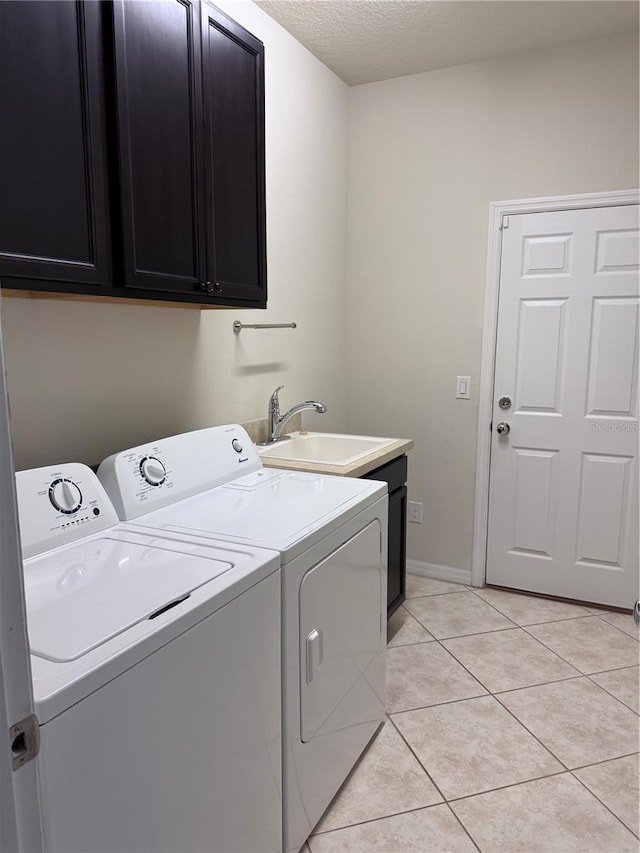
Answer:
0;292;43;852
471;188;640;588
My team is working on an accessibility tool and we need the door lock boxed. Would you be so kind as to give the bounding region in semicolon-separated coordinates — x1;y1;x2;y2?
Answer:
496;422;511;436
498;395;512;410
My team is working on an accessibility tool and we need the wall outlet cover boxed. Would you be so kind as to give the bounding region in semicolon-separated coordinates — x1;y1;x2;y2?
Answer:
408;501;423;523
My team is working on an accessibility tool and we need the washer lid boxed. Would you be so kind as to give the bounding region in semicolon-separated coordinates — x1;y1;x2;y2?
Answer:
25;536;232;662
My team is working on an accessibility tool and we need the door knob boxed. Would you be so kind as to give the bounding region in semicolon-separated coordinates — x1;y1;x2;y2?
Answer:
496;422;511;436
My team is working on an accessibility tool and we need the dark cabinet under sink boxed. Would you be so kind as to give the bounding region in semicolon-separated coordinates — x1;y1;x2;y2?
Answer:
362;455;407;617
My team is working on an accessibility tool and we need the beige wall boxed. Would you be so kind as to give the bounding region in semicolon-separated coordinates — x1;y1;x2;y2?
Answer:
345;32;639;571
2;0;349;470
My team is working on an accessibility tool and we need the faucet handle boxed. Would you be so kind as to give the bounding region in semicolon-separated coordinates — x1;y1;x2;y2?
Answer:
269;385;284;415
270;384;284;403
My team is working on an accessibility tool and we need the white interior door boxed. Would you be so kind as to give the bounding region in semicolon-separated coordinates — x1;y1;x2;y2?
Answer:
0;295;43;852
486;204;639;609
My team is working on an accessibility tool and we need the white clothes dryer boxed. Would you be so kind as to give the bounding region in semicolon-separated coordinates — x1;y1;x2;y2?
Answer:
98;425;388;853
16;463;282;853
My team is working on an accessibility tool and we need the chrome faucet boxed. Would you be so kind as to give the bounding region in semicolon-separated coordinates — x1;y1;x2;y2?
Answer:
260;385;327;445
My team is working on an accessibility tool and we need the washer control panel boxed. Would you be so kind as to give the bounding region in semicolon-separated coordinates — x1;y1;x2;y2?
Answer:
97;424;262;521
16;463;120;559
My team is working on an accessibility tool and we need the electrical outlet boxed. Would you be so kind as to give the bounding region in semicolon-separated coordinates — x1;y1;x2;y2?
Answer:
408;501;423;524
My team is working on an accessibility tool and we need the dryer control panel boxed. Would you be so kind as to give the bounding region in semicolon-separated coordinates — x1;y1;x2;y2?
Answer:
16;464;119;559
97;425;262;521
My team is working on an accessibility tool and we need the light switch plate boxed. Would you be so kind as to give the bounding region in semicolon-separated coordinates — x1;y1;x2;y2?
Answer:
456;376;471;399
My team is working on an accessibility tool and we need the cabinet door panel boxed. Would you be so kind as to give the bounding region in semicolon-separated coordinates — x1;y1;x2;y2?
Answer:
387;487;407;616
202;4;266;305
0;1;110;288
113;0;205;294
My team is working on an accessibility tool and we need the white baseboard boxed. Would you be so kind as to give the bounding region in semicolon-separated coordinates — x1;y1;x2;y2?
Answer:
407;559;473;586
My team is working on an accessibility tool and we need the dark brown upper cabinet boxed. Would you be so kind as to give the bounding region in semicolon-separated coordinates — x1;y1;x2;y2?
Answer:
112;0;266;306
112;0;206;297
0;1;112;292
201;4;266;305
1;0;266;309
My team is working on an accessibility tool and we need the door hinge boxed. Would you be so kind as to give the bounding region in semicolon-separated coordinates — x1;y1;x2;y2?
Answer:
500;215;510;230
10;714;40;771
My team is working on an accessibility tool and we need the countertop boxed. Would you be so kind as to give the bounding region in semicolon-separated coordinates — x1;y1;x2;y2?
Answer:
260;435;414;478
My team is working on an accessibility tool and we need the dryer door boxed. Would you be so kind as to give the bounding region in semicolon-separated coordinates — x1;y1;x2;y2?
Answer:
299;520;383;743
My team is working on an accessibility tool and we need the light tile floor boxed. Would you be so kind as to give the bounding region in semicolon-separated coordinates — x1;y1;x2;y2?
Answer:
305;578;640;853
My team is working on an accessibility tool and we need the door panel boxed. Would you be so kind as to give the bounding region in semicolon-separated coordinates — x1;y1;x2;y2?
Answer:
487;204;639;608
0;295;43;850
112;0;205;294
515;299;567;412
509;448;558;558
201;4;266;305
575;453;632;567
0;1;111;289
299;521;382;744
586;298;639;417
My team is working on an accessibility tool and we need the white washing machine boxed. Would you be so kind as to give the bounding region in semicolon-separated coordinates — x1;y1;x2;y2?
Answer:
98;424;388;853
16;463;282;853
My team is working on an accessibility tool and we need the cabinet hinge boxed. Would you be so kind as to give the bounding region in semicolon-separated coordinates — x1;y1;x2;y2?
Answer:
10;714;40;771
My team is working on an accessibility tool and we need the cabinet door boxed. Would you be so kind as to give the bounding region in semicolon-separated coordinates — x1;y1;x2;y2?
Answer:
387;486;407;616
0;1;111;290
112;0;206;295
201;3;267;306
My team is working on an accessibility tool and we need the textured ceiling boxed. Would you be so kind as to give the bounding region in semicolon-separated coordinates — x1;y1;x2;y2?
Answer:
255;0;639;85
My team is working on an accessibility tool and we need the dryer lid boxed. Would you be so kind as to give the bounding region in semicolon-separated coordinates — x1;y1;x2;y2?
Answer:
24;536;232;662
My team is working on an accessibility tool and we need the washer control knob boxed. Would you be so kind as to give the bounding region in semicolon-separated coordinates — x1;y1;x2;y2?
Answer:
49;479;82;514
232;438;243;454
140;456;167;486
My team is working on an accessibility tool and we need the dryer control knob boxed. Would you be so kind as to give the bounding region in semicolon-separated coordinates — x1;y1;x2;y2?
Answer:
140;457;167;486
49;479;82;515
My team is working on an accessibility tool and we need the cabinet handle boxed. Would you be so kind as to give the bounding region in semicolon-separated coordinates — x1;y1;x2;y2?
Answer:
199;281;222;295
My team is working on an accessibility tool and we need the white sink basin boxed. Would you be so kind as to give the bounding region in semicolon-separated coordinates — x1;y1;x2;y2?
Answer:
257;432;397;466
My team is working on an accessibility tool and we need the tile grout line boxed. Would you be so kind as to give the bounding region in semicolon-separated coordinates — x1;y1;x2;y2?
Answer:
423;612;575;772
386;713;450;804
392;629;573;801
445;767;569;805
489;689;573;771
394;698;635;846
570;765;640;841
569;749;640;773
519;622;640;698
310;802;447;838
593;612;640;643
378;591;638;847
390;690;489;716
443;801;483;853
391;593;638;775
583;672;640;717
465;587;601;628
311;800;481;852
